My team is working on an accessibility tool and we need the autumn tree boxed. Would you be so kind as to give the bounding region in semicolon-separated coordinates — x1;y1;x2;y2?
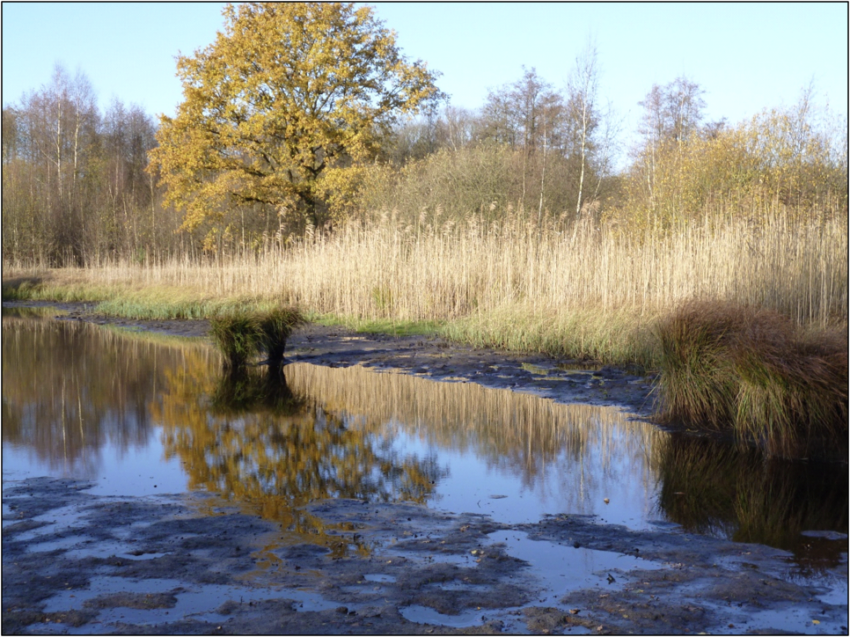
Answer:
613;81;846;230
150;2;441;245
619;76;707;225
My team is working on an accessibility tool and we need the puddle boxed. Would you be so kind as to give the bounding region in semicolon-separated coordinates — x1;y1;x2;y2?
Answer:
26;534;95;554
730;607;840;635
400;604;488;628
486;530;662;605
45;576;341;630
386;544;475;566
10;504;92;541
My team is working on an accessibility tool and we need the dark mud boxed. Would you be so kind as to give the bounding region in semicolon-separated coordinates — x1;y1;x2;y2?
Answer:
2;302;847;634
1;477;532;634
35;301;657;415
3;478;846;635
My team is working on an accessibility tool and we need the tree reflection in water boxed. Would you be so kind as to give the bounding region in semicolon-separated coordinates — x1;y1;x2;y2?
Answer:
2;314;213;474
157;363;442;557
210;365;306;417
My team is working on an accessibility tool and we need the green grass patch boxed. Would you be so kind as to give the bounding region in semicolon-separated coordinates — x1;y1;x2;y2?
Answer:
440;303;662;371
2;276;117;303
2;277;44;301
312;313;443;338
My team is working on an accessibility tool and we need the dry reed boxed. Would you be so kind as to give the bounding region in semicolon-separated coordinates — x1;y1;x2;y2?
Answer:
4;207;847;364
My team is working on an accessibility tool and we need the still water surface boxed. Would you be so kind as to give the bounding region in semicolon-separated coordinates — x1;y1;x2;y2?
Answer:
2;310;847;568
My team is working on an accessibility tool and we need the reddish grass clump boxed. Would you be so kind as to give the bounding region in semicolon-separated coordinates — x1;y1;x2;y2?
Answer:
656;300;847;460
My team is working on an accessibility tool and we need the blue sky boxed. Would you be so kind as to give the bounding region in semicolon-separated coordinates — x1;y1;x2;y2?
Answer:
2;2;847;159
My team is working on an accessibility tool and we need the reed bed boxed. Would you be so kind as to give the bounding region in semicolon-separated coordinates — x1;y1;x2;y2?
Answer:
7;209;845;314
5;207;846;364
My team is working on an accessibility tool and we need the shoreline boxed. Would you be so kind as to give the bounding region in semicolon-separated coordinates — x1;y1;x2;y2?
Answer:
5;298;659;416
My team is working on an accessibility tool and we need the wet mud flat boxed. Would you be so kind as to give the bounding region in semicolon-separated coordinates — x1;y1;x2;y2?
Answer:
3;477;846;635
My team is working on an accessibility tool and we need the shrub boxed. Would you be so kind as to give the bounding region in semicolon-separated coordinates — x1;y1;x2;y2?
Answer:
209;311;264;369
209;306;306;368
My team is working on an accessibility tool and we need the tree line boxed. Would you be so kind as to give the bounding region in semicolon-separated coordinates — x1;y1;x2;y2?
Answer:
2;66;176;265
2;2;846;266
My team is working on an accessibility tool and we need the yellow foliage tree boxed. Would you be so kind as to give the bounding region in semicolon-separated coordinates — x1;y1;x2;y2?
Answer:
149;2;441;241
613;84;847;231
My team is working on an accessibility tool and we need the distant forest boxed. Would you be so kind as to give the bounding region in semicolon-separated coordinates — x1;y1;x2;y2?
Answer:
2;8;846;267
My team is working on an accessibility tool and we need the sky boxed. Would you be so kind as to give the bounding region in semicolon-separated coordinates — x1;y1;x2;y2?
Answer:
2;2;847;163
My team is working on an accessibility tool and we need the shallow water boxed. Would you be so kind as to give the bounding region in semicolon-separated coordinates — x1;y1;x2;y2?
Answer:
2;310;847;571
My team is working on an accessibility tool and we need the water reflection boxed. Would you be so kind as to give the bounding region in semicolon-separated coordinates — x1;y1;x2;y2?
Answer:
2;313;847;567
155;364;442;556
655;434;848;568
210;366;306;417
2;314;213;476
282;363;662;519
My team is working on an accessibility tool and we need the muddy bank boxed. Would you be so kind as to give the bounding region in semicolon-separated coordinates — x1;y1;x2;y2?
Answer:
3;478;846;635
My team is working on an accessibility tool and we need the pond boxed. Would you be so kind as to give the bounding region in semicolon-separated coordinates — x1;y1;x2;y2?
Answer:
2;308;847;633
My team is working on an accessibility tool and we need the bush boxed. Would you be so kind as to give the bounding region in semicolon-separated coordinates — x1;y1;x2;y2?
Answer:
209;311;264;369
257;307;306;362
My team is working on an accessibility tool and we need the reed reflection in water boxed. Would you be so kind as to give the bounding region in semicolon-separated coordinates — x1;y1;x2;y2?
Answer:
654;434;848;569
2;313;214;481
3;313;846;566
282;363;663;525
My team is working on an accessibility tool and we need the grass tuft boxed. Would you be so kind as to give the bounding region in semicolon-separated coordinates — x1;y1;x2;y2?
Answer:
2;277;44;301
656;301;848;459
209;311;264;369
257;307;306;362
209;306;306;368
